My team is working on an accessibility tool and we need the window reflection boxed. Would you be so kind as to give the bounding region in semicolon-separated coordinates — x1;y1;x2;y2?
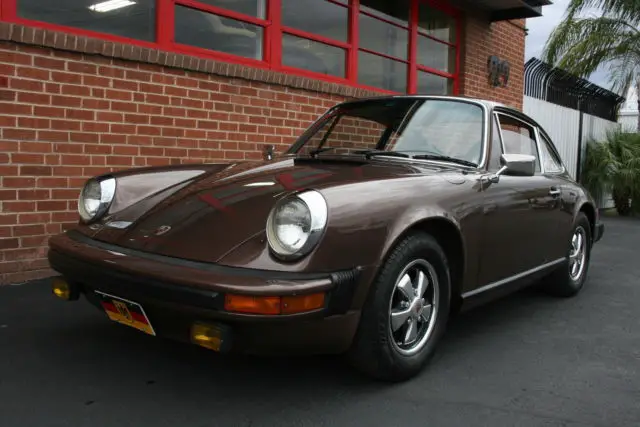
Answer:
282;34;346;77
417;4;456;43
360;0;410;25
358;51;407;92
194;0;266;19
174;5;263;60
17;0;156;41
359;0;409;60
417;36;456;73
359;14;408;59
281;0;348;42
417;71;452;95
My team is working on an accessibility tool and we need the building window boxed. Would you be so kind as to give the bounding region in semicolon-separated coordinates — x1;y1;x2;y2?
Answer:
4;0;460;95
16;0;156;42
358;0;410;92
415;2;456;94
280;0;349;78
174;4;265;61
282;34;346;77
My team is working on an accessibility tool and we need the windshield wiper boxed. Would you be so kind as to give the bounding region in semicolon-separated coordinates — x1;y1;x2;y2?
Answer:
308;147;336;156
412;154;478;168
356;150;411;159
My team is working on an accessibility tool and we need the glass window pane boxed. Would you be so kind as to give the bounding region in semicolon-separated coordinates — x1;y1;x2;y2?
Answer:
489;115;504;171
417;71;453;95
539;134;564;172
192;0;266;19
282;0;348;42
282;34;345;77
17;0;155;42
360;0;410;26
359;14;408;59
297;114;388;156
417;36;456;73
497;114;541;172
389;100;484;165
175;6;263;60
358;52;407;92
418;4;456;43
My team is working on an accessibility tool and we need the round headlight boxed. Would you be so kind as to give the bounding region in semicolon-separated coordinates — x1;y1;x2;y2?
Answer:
266;190;328;260
78;177;116;223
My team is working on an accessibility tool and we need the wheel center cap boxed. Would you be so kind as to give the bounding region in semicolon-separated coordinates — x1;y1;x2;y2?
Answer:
414;299;424;316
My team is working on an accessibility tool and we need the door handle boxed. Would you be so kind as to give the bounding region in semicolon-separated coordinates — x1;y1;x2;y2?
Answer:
549;188;561;197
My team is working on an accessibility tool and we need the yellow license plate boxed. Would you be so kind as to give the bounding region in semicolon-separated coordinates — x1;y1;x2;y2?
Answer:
95;291;156;336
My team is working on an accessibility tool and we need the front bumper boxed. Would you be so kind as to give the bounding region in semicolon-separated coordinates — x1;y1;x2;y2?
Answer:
594;221;605;243
48;230;364;355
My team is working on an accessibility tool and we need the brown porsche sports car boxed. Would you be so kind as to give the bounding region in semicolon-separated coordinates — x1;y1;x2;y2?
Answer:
49;95;604;381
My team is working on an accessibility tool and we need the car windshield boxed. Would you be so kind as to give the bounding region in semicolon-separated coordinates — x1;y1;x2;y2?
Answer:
287;98;485;167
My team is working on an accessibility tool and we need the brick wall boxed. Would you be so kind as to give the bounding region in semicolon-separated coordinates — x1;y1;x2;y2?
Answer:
0;15;526;285
459;18;526;110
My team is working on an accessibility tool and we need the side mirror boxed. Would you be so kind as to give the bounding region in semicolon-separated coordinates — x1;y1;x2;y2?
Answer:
488;153;536;183
263;144;275;161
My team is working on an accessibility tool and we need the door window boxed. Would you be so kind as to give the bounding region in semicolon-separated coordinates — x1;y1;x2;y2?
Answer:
496;113;541;173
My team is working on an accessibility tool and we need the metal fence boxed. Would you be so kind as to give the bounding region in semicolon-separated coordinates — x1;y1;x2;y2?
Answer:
523;58;626;208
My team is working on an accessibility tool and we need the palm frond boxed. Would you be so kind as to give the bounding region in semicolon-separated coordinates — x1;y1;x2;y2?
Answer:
565;0;640;27
542;14;640;91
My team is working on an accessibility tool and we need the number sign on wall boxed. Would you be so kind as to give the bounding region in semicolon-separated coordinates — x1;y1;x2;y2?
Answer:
487;55;510;88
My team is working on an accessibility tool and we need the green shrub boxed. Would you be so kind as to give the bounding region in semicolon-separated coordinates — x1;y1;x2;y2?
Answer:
581;129;640;216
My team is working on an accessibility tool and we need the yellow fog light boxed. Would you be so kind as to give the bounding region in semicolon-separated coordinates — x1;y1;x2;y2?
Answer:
52;277;71;300
191;322;225;352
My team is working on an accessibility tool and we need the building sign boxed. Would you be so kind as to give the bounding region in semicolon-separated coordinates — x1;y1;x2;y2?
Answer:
488;55;510;88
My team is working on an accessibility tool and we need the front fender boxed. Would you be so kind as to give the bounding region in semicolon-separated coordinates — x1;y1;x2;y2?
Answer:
381;205;463;263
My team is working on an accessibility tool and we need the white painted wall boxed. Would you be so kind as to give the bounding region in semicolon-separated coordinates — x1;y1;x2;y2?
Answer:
523;96;581;177
619;112;638;132
618;85;638;133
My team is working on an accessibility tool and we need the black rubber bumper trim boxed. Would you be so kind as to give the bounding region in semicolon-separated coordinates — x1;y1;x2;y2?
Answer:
51;232;362;315
48;248;227;311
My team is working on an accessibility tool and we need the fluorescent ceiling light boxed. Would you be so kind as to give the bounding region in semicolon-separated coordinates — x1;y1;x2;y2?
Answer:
89;0;136;13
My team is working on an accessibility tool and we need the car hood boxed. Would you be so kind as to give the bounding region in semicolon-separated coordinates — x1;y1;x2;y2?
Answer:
80;156;462;263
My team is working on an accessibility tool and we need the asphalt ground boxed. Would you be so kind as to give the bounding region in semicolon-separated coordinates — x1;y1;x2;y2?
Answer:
0;216;639;427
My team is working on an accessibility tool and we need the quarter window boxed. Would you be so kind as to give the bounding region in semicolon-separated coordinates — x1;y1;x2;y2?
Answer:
496;114;541;173
538;132;564;173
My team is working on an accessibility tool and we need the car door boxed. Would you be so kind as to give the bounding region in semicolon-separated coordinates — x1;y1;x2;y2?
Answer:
477;112;557;287
535;128;575;261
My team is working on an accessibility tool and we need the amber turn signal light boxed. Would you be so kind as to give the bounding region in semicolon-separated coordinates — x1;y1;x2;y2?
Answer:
52;277;71;300
281;293;325;314
191;323;223;352
224;293;325;315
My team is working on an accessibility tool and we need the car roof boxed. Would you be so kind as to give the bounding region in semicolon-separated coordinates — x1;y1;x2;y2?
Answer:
338;94;511;111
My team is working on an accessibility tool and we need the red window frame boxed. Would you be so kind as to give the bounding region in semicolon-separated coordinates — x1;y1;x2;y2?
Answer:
0;0;461;95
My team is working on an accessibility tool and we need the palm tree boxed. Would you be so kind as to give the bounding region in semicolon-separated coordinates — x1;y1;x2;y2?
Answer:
543;0;640;132
581;129;640;215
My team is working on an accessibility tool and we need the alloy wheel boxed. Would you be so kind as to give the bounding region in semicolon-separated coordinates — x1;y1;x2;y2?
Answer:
388;259;439;356
569;226;587;281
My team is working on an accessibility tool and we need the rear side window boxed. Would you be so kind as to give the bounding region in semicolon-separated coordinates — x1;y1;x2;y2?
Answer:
538;132;564;173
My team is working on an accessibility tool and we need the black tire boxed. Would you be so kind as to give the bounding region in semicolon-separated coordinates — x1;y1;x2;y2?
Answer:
541;212;592;298
346;232;451;382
